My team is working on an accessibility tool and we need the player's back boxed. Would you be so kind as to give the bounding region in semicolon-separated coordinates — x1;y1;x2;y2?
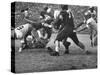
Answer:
60;10;75;30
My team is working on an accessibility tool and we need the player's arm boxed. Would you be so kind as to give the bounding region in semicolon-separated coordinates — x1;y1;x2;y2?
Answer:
75;21;85;29
76;26;87;32
76;23;90;33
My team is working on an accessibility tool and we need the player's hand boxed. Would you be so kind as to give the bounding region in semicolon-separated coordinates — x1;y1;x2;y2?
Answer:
73;30;76;32
83;20;86;23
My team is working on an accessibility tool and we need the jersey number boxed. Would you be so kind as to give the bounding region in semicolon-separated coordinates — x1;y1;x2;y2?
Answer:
17;26;24;30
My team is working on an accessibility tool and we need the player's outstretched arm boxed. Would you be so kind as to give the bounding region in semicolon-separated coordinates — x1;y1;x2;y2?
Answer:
76;26;87;33
75;21;85;29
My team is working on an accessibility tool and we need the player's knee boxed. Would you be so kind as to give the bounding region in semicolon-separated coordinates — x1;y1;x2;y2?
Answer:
63;41;70;45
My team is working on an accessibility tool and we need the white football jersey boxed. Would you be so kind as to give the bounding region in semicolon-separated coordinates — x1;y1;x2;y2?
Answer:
15;23;32;39
86;18;97;31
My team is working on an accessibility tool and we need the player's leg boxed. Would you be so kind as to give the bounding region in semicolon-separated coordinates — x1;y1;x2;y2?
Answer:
90;29;94;47
93;30;97;46
50;31;67;56
15;29;24;52
55;40;60;52
62;38;71;54
24;31;32;48
69;32;85;51
19;38;25;52
49;40;60;56
18;31;30;52
94;35;97;46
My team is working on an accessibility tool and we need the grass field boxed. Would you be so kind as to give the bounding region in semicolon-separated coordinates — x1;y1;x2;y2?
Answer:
14;33;97;73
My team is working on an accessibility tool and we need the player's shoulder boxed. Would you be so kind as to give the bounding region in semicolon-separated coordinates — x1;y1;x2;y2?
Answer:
60;10;66;13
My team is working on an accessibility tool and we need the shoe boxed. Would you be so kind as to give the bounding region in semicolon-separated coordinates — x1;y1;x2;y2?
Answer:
64;42;71;47
50;51;60;56
64;50;69;54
